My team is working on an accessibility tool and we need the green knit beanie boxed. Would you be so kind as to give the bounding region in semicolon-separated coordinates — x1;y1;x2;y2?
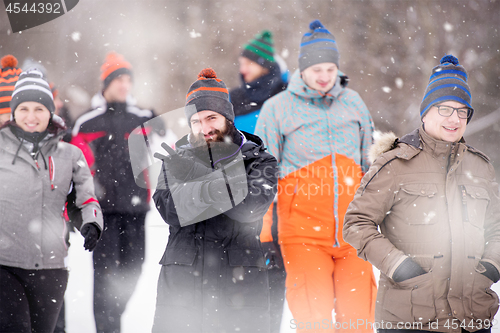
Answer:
241;30;276;69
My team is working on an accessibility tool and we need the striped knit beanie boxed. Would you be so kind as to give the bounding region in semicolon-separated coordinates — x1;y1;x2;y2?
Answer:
0;55;22;115
299;20;339;72
420;55;473;122
10;68;55;117
100;52;133;92
185;68;234;125
241;30;276;69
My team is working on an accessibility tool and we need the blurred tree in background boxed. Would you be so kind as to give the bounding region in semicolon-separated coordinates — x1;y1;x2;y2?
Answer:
1;0;499;169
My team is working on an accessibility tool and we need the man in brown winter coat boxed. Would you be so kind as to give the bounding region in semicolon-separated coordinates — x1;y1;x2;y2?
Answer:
344;55;500;333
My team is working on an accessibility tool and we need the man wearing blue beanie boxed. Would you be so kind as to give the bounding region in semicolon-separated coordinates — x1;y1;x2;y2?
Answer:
344;55;500;333
256;20;376;333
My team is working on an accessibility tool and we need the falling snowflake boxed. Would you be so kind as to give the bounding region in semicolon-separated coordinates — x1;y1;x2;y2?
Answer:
189;29;201;38
443;22;453;32
395;78;404;89
71;31;81;42
177;118;188;128
344;176;354;186
131;196;141;206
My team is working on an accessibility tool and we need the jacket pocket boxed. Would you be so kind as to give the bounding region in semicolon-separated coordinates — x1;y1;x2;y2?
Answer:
383;272;436;324
159;246;198;265
469;270;499;321
399;184;439;225
461;184;490;229
225;248;269;308
157;247;198;308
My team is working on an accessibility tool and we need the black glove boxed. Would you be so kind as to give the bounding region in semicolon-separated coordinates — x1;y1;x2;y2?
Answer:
80;223;100;252
262;241;280;269
480;261;500;283
201;173;248;203
392;257;426;282
154;142;211;181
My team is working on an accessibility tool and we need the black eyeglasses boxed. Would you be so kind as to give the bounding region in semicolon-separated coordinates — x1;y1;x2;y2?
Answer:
435;105;472;119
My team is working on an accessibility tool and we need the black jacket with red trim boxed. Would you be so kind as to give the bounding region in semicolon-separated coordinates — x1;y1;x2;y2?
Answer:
71;94;155;214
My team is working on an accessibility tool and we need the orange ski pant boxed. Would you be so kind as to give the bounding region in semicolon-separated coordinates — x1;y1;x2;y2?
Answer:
282;243;376;333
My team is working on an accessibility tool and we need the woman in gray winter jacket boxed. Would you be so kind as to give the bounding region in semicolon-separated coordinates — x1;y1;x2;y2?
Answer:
0;68;103;333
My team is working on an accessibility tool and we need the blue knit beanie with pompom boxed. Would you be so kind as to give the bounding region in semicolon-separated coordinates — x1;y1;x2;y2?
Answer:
420;54;473;123
298;20;339;72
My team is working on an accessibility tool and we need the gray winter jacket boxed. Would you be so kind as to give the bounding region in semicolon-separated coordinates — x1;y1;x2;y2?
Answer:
0;126;103;270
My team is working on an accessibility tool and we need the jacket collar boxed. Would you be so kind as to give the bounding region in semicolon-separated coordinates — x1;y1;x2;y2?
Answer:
399;125;466;163
419;124;464;162
287;69;348;100
1;127;60;168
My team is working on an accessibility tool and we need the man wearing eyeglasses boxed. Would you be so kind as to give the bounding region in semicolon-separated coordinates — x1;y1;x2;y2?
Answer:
344;55;500;333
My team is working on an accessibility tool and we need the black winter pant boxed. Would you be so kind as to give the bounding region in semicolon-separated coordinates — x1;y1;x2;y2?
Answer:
0;265;68;333
93;212;146;333
268;202;286;333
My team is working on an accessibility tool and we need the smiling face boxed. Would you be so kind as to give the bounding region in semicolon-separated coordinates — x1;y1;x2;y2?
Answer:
14;101;51;133
190;110;228;144
301;62;338;93
422;101;468;142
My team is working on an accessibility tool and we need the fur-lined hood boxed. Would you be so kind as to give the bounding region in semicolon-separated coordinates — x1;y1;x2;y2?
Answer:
368;131;398;163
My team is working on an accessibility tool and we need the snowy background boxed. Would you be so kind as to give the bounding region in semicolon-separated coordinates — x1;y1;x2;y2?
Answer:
2;1;500;332
1;0;500;169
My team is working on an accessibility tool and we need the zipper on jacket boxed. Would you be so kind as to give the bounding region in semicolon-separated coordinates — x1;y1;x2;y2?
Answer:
49;156;55;190
460;185;469;222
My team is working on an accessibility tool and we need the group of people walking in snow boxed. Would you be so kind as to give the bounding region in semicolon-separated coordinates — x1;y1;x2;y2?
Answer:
1;18;499;333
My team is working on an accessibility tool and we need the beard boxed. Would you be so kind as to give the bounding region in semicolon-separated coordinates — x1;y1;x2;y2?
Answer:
189;119;236;148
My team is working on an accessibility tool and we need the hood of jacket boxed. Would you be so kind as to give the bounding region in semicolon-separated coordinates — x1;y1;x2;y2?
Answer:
370;126;489;165
287;68;349;101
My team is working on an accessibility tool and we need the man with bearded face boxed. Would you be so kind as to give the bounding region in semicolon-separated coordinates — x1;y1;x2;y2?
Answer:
188;116;236;147
152;68;278;333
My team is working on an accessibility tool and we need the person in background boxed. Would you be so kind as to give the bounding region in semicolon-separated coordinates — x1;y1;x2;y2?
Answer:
344;55;500;333
255;20;376;333
152;68;278;333
230;30;287;134
229;29;288;333
0;68;103;333
71;52;155;333
49;82;73;143
0;55;22;126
